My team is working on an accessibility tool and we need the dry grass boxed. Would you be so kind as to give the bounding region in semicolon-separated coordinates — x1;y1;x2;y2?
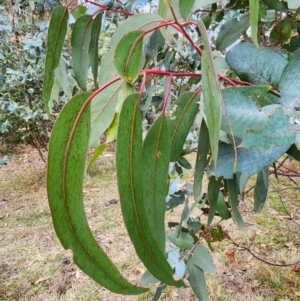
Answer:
0;146;300;301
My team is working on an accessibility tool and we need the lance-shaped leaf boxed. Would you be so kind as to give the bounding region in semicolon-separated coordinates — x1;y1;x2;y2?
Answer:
71;14;93;91
48;92;146;295
240;106;295;150
87;143;106;173
54;56;72;99
89;80;124;147
194;119;209;201
216;14;250;51
250;0;259;47
187;254;209;301
89;13;102;88
179;0;195;20
254;167;269;212
262;0;287;11
207;176;222;225
226;42;288;87
158;0;168;18
227;177;245;230
198;20;222;168
142;115;170;252
279;49;300;109
168;92;199;162
116;94;184;288
43;6;68;112
114;30;144;84
216;192;230;220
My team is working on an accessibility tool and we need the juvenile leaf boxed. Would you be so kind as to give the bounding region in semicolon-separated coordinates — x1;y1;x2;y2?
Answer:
226;42;288;87
114;30;144;84
221;86;270;139
227;177;245;230
179;0;195;20
54;56;72;99
279;49;300;109
270;19;291;46
216;14;250;51
207;176;222;225
142;115;170;252
89;13;102;88
168;92;199;161
43;6;68;112
198;20;222;168
71;14;93;90
240;106;295;150
140;270;159;286
250;0;259;47
194;119;209;201
190;244;217;273
167;231;194;250
48;93;146;295
116;94;184;288
187;262;209;301
254;167;269;212
210;142;290;179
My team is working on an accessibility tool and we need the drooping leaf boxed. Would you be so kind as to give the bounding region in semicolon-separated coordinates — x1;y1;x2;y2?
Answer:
89;13;102;88
210;142;290;179
168;92;199;161
240;106;296;150
43;6;68;112
71;14;93;90
153;284;167;301
227;177;245;230
225;42;288;87
48;92;146;295
179;0;195;20
167;231;194;250
198;20;222;168
194;118;210;202
250;0;259;47
216;192;230;220
254;167;269;212
187;261;209;301
262;0;287;11
270;19;292;46
54;56;72;99
216;14;250;51
87;143;106;173
114;30;144;84
89;80;124;147
207;176;222;225
221;86;270;139
190;244;217;273
116;94;184;288
142;115;170;252
279;49;300;109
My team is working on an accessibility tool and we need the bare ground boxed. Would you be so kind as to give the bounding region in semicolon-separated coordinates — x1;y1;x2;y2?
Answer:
0;145;300;301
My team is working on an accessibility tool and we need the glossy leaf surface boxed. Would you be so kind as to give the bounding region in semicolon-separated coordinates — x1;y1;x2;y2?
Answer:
48;93;146;294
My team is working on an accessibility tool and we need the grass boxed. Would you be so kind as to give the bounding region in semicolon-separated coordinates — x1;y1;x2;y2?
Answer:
0;146;300;300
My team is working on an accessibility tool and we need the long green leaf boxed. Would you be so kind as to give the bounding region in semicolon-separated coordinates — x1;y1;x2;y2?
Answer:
43;5;68;112
71;14;93;90
250;0;259;47
227;177;245;230
207;176;222;225
194;118;209;202
179;0;195;20
254;167;269;212
116;94;184;288
89;13;102;88
142;115;170;252
48;92;146;295
198;20;222;169
168;92;199;161
114;30;144;84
